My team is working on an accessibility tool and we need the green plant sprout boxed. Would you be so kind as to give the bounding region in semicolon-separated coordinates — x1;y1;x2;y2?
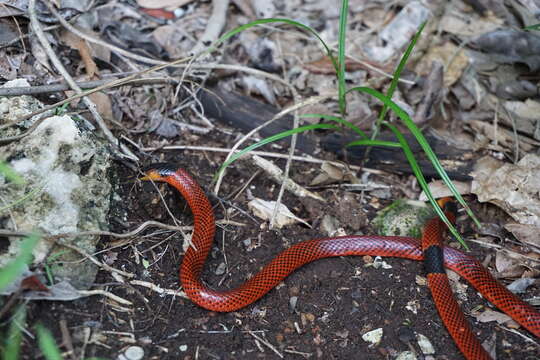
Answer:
212;0;476;248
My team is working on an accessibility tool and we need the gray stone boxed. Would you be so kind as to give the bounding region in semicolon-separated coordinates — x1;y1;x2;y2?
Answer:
1;81;113;289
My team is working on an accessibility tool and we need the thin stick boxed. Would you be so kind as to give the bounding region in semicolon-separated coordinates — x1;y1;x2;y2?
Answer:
248;331;283;358
130;280;188;298
0;77;177;97
190;0;230;55
59;318;77;360
212;94;335;194
78;289;132;305
142;144;385;174
0;64;295;145
29;0;137;160
0;220;192;240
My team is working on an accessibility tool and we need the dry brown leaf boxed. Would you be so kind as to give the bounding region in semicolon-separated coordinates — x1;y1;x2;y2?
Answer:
439;6;503;36
60;31;98;78
140;7;175;19
304;57;372;74
495;250;524;277
475;308;517;327
136;0;193;10
88;92;113;120
472;155;540;226
504;223;540;248
469;119;540;152
415;42;470;87
29;36;51;72
247;198;308;229
418;180;471;201
362;2;430;62
0;49;17;80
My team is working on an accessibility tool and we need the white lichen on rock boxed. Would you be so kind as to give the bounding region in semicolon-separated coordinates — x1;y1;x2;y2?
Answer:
1;81;113;289
11;116;83;235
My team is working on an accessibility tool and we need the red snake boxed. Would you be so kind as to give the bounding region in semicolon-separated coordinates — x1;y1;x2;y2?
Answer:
142;164;540;360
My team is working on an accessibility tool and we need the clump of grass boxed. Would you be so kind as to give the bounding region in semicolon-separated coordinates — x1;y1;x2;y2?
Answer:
211;0;476;247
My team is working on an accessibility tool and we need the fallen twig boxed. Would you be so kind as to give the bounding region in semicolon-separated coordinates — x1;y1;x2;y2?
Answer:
29;0;138;161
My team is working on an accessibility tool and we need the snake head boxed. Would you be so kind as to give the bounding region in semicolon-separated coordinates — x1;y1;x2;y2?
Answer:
140;163;177;182
436;197;457;216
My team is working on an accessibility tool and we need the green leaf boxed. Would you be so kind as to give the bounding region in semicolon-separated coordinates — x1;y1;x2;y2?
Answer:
300;113;368;139
349;87;479;223
214;18;338;73
215;123;341;179
3;305;27;360
36;324;62;360
348;86;475;248
376;21;426;125
0;234;40;290
337;0;349;115
382;121;468;249
347;139;401;148
524;23;540;30
0;162;25;185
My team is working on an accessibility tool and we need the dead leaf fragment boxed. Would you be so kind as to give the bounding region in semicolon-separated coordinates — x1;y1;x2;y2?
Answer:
504;223;540;248
252;155;324;201
89;92;113;121
475;308;517;328
471;29;540;71
361;328;383;345
136;0;193;10
416;42;469;87
418;180;471;201
439;8;503;36
362;2;430;62
61;31;98;78
507;278;537;294
247;198;307;229
472;155;540;226
303;57;383;74
495;250;524;277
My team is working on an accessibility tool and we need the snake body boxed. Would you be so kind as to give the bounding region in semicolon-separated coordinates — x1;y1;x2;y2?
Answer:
142;164;540;360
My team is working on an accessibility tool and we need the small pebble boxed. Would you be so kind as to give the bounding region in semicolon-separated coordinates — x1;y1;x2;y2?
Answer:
289;296;298;312
362;328;383;345
416;333;435;355
119;346;144;360
215;262;226;275
395;350;417;360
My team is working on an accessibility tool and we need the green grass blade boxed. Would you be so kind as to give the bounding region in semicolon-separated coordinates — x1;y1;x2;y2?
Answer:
525;23;540;30
36;324;62;360
0;184;45;213
216;123;341;178
376;21;426;126
337;0;349;115
0;162;25;185
300;113;368;139
348;86;480;228
347;139;401;148
215;18;338;73
3;305;27;360
0;234;40;290
383;121;468;249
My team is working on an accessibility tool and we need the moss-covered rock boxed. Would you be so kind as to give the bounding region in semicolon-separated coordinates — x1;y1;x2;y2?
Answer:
372;199;435;238
1;81;113;289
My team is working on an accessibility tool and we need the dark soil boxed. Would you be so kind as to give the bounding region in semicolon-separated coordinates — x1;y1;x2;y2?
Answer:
13;131;540;359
